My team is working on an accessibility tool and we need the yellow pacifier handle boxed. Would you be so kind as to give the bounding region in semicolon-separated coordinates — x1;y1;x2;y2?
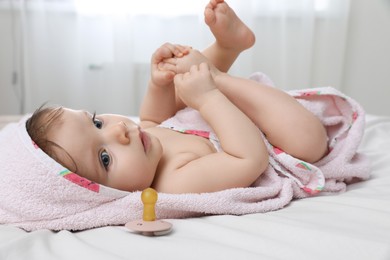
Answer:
141;188;158;221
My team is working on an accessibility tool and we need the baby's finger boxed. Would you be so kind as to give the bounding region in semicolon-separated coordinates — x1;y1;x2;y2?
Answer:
152;43;176;62
160;43;183;58
175;44;191;56
165;43;182;57
158;62;177;73
152;48;169;63
169;44;192;58
162;58;177;65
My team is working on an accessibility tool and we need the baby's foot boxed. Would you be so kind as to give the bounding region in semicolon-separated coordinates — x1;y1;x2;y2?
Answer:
160;49;221;77
204;0;255;51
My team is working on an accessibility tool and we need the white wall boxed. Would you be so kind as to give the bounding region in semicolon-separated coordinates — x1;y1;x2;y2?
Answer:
342;0;390;116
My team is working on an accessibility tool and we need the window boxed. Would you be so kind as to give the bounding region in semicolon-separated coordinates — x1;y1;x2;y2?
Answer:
74;0;204;16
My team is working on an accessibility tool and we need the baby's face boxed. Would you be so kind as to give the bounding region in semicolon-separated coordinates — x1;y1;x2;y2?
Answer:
49;108;162;192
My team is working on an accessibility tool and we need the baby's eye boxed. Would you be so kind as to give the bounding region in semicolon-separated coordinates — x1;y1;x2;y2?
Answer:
94;118;103;129
92;113;103;129
100;150;111;170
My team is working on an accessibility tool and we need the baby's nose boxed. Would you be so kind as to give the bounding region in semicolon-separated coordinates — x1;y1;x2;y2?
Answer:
110;121;130;145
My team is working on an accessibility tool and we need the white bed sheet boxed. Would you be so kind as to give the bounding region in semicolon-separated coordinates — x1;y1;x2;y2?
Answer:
0;114;389;260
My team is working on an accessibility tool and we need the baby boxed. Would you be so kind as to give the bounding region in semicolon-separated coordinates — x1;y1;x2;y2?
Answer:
26;0;328;194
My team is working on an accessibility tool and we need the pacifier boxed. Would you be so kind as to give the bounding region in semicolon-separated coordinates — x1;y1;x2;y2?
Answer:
125;188;172;236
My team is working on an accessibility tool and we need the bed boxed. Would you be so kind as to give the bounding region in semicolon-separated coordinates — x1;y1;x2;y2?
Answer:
0;114;389;260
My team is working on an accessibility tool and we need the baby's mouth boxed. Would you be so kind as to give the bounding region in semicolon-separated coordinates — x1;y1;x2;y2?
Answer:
139;129;150;153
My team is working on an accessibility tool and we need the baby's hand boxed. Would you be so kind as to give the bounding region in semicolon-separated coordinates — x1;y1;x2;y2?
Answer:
174;62;217;110
151;43;191;87
160;49;209;75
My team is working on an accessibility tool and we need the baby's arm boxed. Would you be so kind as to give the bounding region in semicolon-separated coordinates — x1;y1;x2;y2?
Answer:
162;49;327;162
165;63;268;193
140;43;190;126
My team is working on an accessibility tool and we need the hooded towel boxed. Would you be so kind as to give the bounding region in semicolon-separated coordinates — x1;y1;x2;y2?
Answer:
0;73;370;231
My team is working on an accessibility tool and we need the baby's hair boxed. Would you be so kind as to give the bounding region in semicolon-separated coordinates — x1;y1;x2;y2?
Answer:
26;104;78;173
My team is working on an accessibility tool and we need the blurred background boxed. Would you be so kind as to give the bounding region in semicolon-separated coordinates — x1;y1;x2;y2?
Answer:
0;0;389;116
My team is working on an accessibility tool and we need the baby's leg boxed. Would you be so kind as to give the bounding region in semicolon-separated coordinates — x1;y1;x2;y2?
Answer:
214;73;328;163
202;0;255;72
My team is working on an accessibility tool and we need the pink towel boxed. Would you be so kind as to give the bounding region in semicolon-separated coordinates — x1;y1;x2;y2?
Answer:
0;73;370;231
